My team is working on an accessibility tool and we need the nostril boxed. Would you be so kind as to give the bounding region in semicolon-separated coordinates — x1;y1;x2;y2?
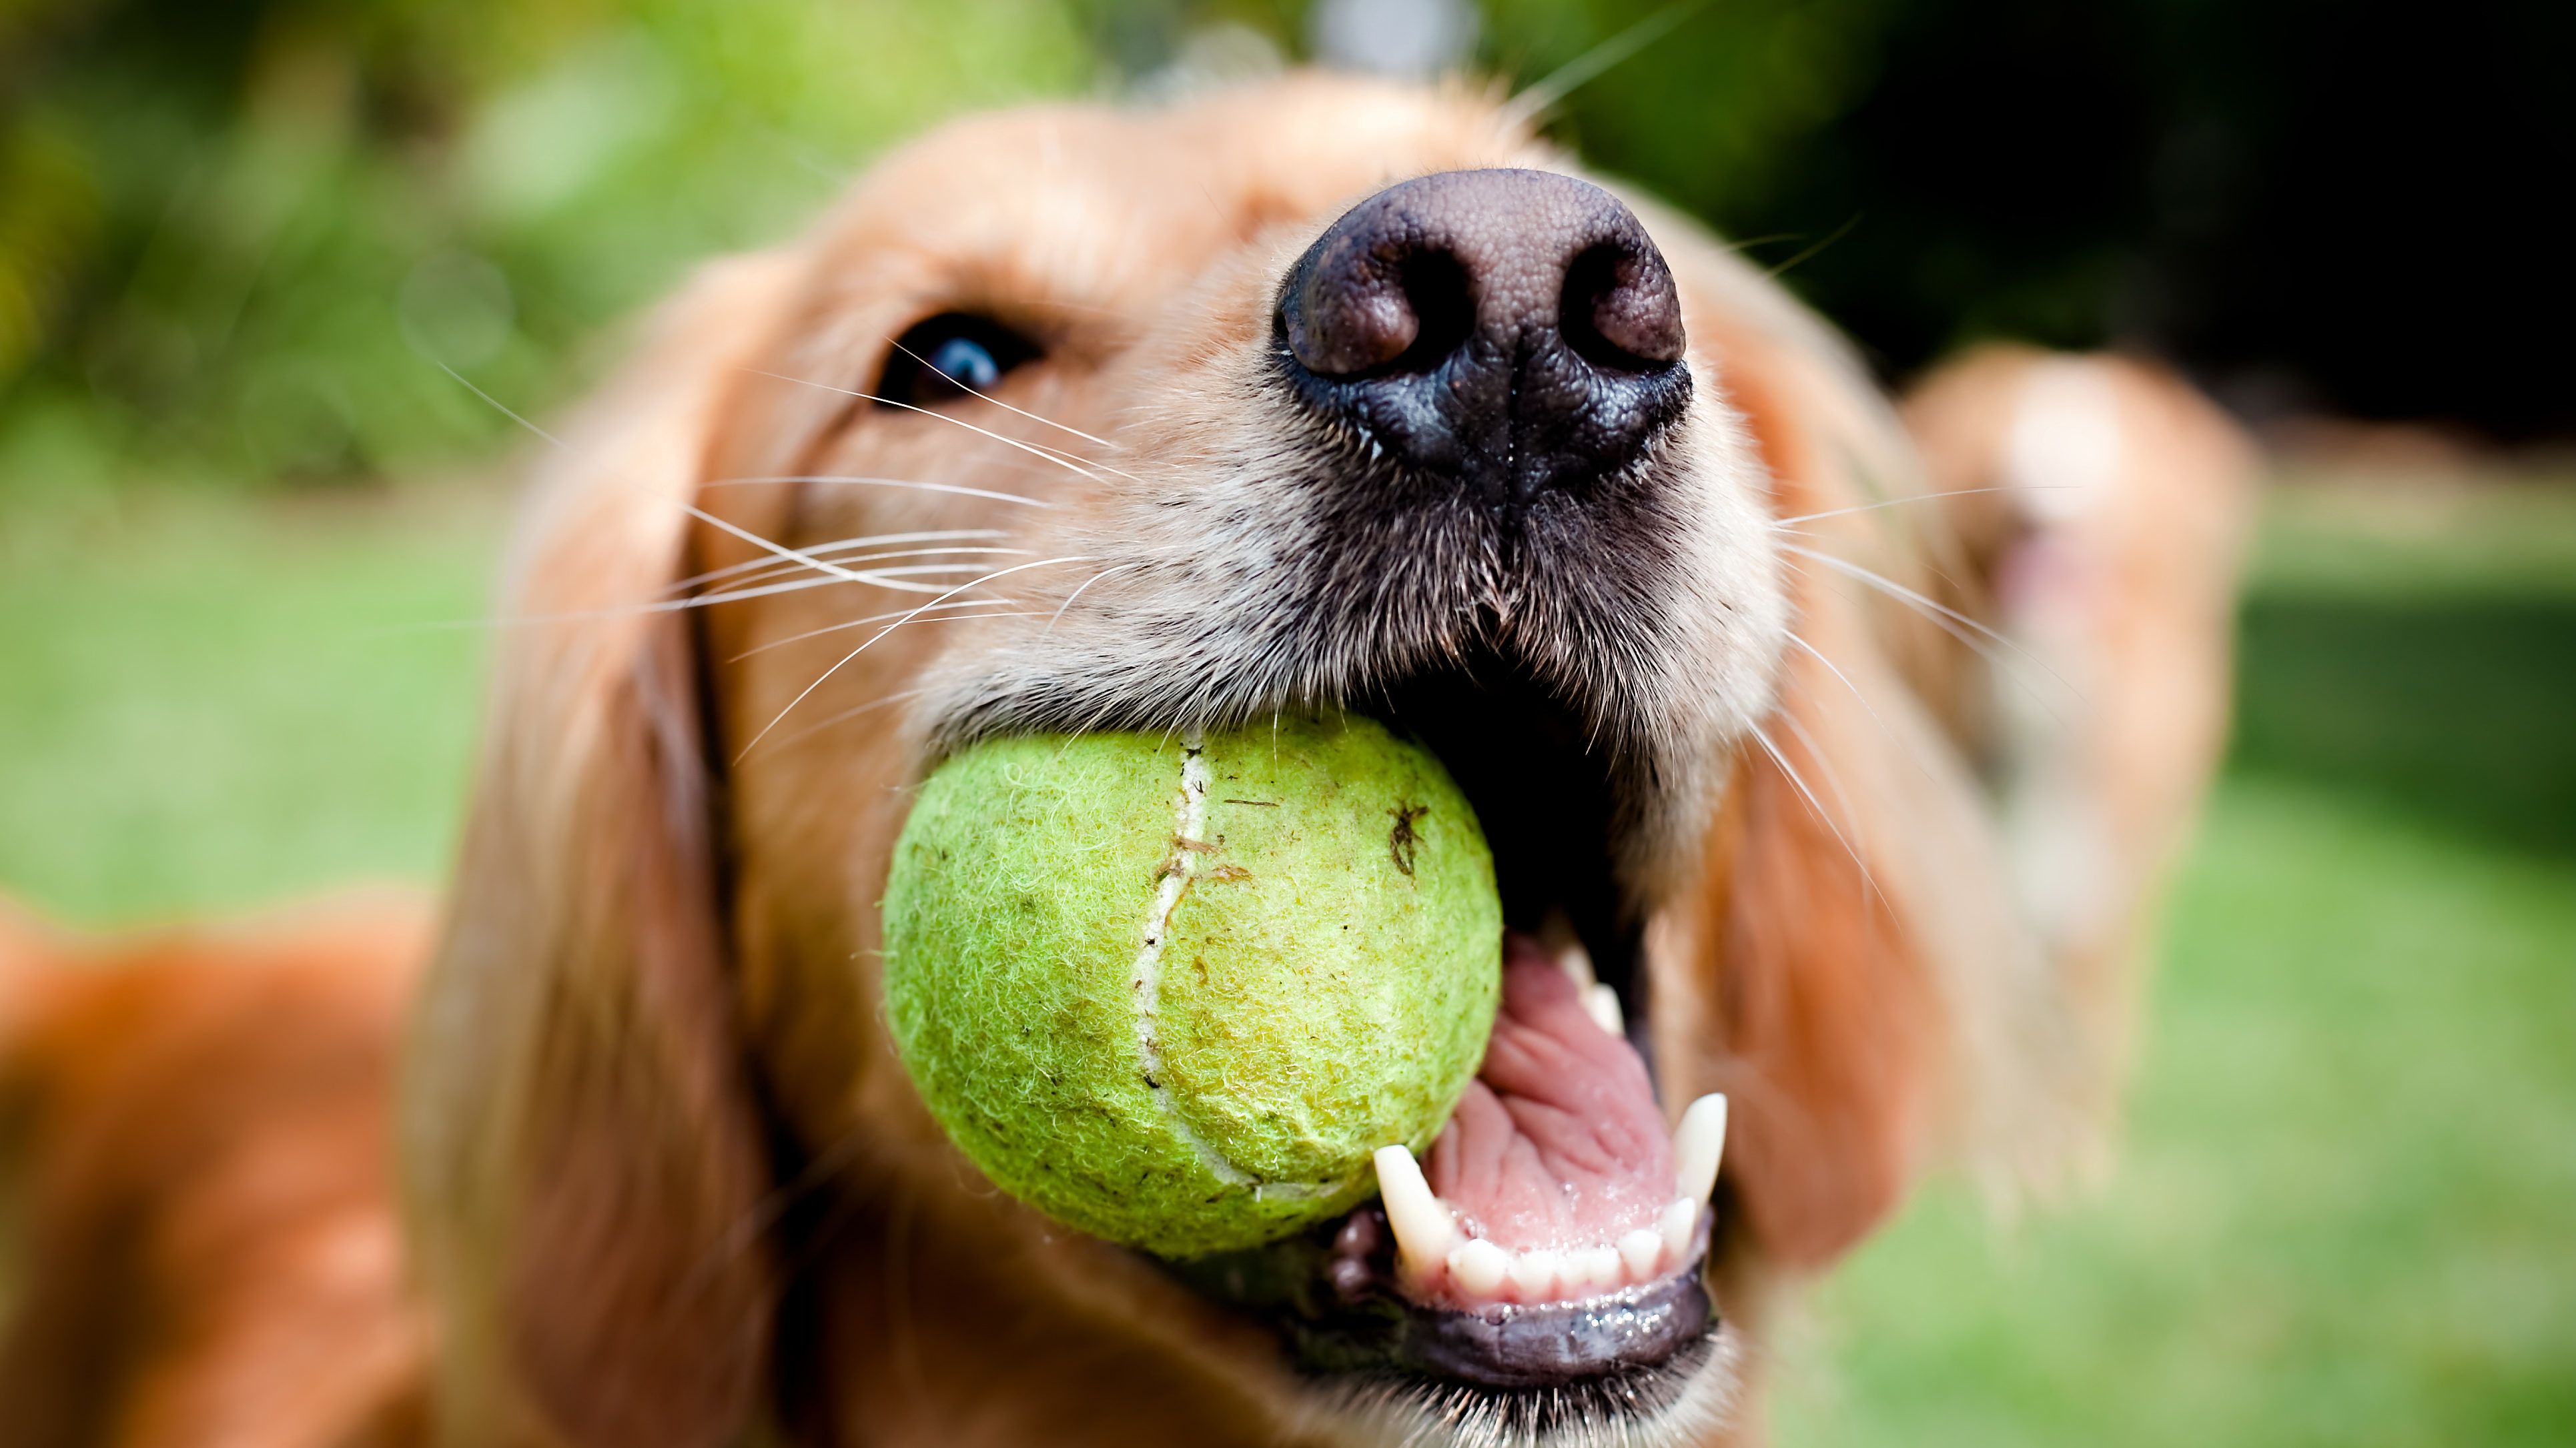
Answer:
1387;250;1476;374
1560;242;1687;370
1282;243;1477;380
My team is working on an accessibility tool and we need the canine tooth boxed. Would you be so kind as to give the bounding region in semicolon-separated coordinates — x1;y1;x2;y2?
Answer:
1659;1197;1699;1263
1450;1238;1510;1297
1372;1146;1456;1273
1507;1248;1561;1301
1617;1227;1665;1281
1582;982;1625;1037
1541;909;1596;988
1673;1093;1729;1203
1571;1245;1623;1293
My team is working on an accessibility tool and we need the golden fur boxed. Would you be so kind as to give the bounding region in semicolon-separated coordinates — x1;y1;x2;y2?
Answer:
0;75;2250;1447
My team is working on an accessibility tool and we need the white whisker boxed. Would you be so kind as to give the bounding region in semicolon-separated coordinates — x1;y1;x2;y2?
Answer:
686;507;1041;607
678;561;1018;607
667;529;1007;595
1783;544;2076;699
737;555;1095;760
1749;720;1871;890
730;598;1033;660
1771;485;2070;528
434;359;566;450
757;686;938;755
699;474;1052;508
1770;704;1879;902
1043;562;1142;634
683;547;1034;602
882;335;1118;449
742;369;1145;486
1505;0;1709;124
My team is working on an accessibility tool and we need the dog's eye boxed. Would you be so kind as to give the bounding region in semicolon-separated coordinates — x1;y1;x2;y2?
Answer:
879;313;1039;408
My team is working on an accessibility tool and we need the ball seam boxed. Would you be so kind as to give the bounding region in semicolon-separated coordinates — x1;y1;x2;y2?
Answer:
1128;727;1340;1201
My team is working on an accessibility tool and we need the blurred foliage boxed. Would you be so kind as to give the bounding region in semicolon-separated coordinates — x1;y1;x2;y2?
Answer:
1468;0;2571;435
3;0;2568;500
0;0;1090;497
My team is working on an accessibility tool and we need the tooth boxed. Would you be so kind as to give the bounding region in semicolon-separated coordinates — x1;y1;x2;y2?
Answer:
1617;1227;1665;1281
1582;982;1625;1037
1673;1093;1729;1203
1570;1245;1623;1293
1450;1238;1510;1297
1542;909;1596;988
1507;1248;1561;1301
1372;1146;1457;1275
1659;1197;1699;1263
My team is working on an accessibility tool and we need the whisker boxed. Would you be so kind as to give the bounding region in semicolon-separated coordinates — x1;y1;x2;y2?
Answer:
1042;562;1142;634
1763;212;1861;280
687;507;1041;606
683;547;1035;602
882;335;1118;449
1784;558;2076;736
1783;632;1902;755
1749;720;1871;891
737;556;1095;760
730;598;1033;660
1769;702;1879;902
699;474;1052;508
434;359;566;450
1771;485;2071;528
1783;544;2076;697
679;561;1021;606
742;369;1145;486
667;529;1007;595
1505;0;1711;124
758;685;940;754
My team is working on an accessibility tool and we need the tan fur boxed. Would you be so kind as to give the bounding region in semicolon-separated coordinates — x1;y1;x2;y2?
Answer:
0;893;431;1448
0;75;2248;1447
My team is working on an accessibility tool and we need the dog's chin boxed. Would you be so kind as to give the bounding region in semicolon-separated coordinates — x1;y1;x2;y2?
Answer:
914;643;1741;1443
1290;1326;1745;1448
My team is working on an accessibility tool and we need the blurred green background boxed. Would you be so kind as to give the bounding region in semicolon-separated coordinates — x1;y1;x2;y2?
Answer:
3;1;2571;1444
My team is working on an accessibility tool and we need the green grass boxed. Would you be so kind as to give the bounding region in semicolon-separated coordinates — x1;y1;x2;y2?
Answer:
0;489;498;922
1774;480;2576;1447
1;479;2570;1444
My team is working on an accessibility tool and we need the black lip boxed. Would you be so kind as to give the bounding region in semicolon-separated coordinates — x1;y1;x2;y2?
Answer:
1162;1202;1717;1392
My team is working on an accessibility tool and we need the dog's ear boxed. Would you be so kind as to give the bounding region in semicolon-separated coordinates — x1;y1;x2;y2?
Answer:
1648;266;2077;1271
405;251;801;1447
1673;612;2064;1271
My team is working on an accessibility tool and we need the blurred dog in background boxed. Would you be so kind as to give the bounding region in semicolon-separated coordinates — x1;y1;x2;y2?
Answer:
1;73;2248;1447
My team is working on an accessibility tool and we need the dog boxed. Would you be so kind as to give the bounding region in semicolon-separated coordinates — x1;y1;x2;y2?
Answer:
0;73;2251;1447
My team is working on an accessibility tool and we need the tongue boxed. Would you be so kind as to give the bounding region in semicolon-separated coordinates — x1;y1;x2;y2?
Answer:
1424;931;1675;1252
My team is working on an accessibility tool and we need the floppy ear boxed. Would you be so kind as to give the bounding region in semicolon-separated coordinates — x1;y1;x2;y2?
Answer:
404;251;803;1447
1648;271;2078;1272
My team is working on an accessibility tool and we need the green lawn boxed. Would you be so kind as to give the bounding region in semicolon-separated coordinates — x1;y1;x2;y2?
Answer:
1;478;2570;1445
0;489;497;921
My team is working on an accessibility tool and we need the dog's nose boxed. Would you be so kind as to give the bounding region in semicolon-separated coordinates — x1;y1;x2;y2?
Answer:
1278;168;1691;506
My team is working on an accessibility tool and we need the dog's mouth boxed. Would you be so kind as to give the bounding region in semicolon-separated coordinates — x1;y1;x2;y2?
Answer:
1162;659;1724;1413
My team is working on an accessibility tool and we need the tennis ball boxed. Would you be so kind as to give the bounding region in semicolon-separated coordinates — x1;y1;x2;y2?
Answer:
882;714;1500;1258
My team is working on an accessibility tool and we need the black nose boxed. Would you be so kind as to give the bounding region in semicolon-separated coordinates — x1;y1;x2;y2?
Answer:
1277;169;1691;507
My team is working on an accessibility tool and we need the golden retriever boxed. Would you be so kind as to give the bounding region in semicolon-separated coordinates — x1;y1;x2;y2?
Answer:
0;73;2250;1447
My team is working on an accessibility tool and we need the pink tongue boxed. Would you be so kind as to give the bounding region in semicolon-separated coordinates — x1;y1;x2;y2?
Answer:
1424;932;1674;1251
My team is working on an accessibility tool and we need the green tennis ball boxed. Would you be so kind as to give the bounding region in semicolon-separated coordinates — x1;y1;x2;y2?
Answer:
882;714;1500;1258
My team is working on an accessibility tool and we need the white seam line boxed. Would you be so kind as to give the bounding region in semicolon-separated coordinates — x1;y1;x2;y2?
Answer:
1128;732;1338;1202
1132;729;1256;1187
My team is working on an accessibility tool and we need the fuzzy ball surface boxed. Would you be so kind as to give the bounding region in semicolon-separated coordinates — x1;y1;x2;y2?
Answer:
882;715;1500;1258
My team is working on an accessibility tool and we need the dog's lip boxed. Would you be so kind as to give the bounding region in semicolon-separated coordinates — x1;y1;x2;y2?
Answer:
1159;1195;1717;1392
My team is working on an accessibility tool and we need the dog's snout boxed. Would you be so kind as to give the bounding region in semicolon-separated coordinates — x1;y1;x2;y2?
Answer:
1278;168;1691;506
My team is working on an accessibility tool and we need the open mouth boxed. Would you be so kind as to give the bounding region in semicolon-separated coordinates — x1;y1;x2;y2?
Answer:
1163;658;1726;1409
